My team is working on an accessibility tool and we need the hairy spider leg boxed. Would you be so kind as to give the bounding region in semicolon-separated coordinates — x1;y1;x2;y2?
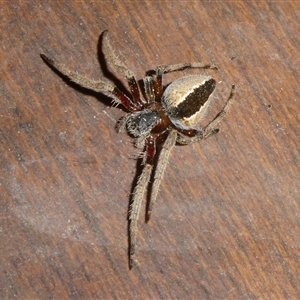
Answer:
153;68;164;100
203;84;235;135
40;54;140;112
176;85;236;145
143;76;156;104
148;130;177;219
158;62;218;74
129;135;156;269
102;30;144;110
151;62;218;101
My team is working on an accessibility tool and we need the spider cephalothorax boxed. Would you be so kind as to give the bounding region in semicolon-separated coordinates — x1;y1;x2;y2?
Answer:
41;30;235;269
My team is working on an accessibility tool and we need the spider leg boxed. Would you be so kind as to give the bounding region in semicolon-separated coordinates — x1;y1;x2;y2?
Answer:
177;85;236;145
157;62;218;74
143;76;156;104
40;54;139;112
150;62;218;100
115;114;131;133
176;128;218;145
102;31;144;109
148;130;177;218
129;135;156;269
203;84;235;135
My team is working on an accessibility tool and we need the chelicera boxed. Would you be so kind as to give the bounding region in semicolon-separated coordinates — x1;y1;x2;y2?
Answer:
41;30;235;269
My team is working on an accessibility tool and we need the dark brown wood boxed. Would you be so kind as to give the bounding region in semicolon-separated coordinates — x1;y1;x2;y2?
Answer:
1;1;300;298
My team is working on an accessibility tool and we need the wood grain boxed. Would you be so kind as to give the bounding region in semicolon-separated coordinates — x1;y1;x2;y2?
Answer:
1;1;300;299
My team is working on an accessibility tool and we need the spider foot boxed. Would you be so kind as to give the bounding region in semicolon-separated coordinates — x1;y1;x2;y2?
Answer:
129;246;138;269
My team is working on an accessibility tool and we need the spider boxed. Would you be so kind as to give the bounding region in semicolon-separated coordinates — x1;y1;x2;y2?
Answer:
41;30;235;269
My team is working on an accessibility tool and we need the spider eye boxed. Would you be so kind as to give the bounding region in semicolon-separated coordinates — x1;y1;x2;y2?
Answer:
162;75;216;130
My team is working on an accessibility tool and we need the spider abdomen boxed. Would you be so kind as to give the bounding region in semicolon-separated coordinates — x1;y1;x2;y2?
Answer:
162;75;216;130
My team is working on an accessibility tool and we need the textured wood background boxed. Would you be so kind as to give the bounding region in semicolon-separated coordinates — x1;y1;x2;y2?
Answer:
1;1;300;299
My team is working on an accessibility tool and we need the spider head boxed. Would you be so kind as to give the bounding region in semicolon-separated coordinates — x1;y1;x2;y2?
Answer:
126;110;160;137
162;75;216;130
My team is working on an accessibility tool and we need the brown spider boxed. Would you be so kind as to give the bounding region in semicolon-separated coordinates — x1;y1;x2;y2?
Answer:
41;30;235;269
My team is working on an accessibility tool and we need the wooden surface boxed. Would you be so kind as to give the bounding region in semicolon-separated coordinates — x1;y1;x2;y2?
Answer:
1;1;300;299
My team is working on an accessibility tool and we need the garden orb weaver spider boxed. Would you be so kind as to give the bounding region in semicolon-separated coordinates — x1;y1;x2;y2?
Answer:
41;30;235;269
